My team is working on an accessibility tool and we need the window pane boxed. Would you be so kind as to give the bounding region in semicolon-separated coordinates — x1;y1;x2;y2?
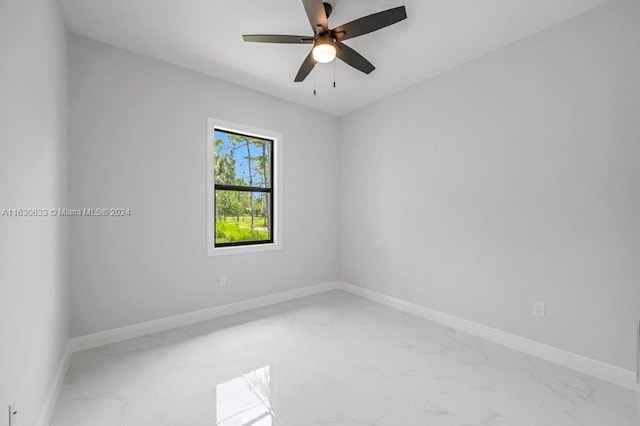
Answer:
215;191;272;244
214;129;272;188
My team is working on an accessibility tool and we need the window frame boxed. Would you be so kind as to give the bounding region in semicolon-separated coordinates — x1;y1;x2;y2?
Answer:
207;118;283;257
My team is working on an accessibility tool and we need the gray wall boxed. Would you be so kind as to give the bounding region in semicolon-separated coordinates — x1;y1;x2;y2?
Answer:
339;0;640;371
0;0;69;424
68;35;339;337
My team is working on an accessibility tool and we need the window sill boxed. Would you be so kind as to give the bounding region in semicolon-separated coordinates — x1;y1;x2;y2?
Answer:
208;242;282;257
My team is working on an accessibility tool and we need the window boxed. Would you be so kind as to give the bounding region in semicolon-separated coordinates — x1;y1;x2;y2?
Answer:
207;118;282;256
214;130;273;246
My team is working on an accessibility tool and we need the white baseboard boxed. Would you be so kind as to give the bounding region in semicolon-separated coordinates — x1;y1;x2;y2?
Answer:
63;279;637;394
68;281;341;353
338;281;639;392
40;279;636;426
35;342;71;426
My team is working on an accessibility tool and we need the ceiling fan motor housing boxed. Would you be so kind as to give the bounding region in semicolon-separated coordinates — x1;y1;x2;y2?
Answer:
315;34;334;46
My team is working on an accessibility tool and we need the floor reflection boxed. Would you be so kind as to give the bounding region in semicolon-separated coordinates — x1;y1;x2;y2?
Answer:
216;366;277;425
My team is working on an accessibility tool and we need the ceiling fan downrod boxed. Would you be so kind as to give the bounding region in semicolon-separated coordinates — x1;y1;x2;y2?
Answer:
323;2;333;19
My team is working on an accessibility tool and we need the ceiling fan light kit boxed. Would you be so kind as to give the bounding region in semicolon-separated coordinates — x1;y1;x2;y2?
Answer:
243;0;407;83
312;35;337;63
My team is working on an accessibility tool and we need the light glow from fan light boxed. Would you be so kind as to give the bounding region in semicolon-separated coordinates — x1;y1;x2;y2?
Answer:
312;42;336;63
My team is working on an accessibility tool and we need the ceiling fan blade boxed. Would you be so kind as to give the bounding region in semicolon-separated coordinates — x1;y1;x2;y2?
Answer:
243;35;314;44
333;6;407;41
336;42;375;74
294;50;316;82
302;0;328;34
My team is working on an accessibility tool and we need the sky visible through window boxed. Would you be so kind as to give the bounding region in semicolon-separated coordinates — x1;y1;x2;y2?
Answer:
214;129;271;188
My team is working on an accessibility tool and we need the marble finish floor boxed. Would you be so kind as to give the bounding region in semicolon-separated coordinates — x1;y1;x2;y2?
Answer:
51;291;637;426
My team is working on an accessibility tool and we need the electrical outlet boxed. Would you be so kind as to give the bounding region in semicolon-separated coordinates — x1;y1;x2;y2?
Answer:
533;302;546;318
219;276;227;287
9;401;17;426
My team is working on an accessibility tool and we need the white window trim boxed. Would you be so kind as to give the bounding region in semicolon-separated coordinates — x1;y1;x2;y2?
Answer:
207;118;283;257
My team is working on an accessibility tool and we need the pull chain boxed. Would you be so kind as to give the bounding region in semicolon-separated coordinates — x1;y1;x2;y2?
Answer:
313;62;317;96
333;60;336;88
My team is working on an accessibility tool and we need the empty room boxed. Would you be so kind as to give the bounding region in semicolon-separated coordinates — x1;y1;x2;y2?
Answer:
1;0;640;425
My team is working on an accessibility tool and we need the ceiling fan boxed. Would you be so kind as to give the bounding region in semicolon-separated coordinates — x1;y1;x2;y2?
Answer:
242;0;407;82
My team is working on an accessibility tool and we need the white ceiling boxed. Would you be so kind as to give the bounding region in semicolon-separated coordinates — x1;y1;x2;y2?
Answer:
60;0;611;116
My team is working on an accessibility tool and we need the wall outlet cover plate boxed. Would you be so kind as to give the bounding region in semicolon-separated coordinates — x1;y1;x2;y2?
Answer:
533;302;546;317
